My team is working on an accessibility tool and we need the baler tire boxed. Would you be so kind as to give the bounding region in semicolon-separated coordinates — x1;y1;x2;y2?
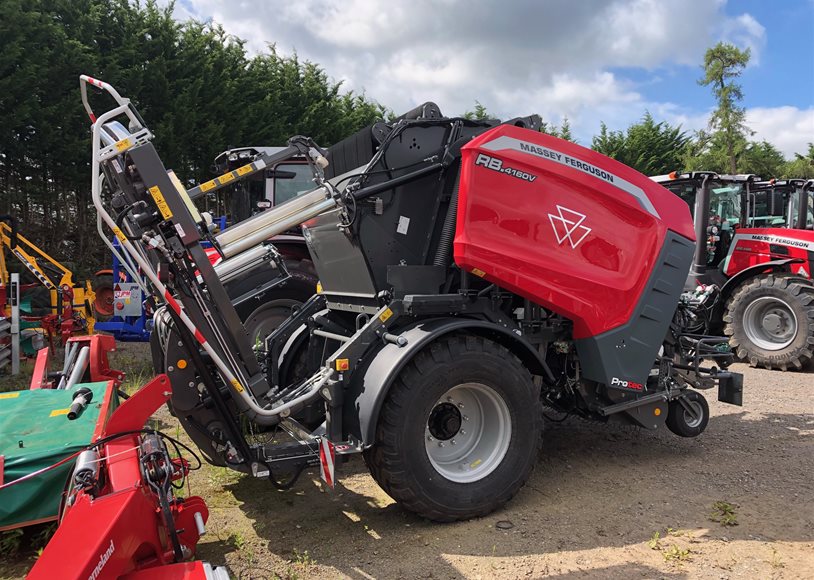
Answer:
723;275;814;370
363;334;542;522
666;390;709;438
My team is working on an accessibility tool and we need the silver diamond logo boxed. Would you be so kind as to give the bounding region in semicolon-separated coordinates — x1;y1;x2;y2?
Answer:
548;205;591;249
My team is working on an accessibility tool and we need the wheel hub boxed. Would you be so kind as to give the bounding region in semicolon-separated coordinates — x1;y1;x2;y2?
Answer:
428;403;462;440
424;383;512;484
743;296;798;350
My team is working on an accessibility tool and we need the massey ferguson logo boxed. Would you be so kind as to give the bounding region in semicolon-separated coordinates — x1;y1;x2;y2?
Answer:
610;377;644;391
548;205;591;249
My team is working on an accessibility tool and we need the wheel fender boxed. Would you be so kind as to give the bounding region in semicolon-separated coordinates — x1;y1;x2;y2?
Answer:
714;258;806;322
348;317;548;448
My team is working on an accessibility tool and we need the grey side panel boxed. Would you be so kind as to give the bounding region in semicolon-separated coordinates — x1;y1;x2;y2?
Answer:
345;317;547;446
302;208;378;297
574;231;694;386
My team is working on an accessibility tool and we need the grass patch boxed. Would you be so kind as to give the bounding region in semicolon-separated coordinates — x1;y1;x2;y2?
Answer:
662;544;691;563
710;501;739;526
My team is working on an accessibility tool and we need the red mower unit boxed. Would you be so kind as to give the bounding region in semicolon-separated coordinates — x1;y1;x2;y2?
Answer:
81;76;742;524
653;173;814;370
27;375;225;580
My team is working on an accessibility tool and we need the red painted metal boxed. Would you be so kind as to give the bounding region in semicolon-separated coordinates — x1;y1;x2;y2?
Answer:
455;125;695;339
29;334;124;390
29;347;51;389
724;227;814;278
102;374;170;437
28;373;212;580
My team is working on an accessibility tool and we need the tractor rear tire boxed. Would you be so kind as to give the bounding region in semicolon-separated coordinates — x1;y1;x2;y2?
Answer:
363;334;542;522
724;274;814;370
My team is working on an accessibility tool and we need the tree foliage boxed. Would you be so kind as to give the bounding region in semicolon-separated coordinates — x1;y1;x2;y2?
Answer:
592;113;689;175
540;117;575;142
698;42;751;174
780;144;814;179
0;0;384;271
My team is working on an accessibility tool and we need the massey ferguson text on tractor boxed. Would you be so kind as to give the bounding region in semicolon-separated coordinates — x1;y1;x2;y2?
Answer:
81;75;742;522
653;173;814;370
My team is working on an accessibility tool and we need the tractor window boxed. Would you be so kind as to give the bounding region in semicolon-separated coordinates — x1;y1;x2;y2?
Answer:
272;163;314;205
709;186;742;228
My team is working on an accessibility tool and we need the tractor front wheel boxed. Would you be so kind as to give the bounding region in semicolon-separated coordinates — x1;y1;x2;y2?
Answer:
724;275;814;370
363;334;542;522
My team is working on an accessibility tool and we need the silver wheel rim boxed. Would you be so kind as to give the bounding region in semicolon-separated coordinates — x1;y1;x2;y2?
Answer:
742;296;798;351
424;383;511;483
682;401;704;428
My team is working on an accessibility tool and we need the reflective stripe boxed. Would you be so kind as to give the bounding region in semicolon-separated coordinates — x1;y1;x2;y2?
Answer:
480;135;659;218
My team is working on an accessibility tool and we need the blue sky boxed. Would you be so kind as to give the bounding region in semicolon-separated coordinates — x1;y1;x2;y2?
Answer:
630;0;813;112
169;0;813;156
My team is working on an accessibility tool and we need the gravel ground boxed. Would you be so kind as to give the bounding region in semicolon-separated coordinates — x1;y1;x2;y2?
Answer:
2;351;812;579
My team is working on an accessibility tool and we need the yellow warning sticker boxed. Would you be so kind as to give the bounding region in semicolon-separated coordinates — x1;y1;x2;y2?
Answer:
236;164;253;176
200;180;217;193
114;137;132;152
230;378;245;393
471;268;486;278
0;392;20;399
219;172;235;185
335;358;350;371
149;185;173;220
50;408;70;417
379;307;393;323
112;226;127;243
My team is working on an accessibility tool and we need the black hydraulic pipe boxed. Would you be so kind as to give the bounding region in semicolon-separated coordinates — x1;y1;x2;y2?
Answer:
352;163;443;202
691;174;711;278
798;180;814;230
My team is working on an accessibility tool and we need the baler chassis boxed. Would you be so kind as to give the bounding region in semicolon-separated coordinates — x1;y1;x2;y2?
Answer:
79;76;743;522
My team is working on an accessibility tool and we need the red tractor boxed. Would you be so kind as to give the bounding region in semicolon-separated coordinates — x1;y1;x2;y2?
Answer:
653;173;814;370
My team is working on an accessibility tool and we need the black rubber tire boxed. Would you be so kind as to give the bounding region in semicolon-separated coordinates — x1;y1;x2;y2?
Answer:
363;334;542;522
723;274;814;370
666;390;709;438
244;298;302;346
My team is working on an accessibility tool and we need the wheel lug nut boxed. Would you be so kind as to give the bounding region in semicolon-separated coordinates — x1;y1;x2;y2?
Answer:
438;442;444;447
447;396;454;403
458;403;464;409
427;435;433;441
460;430;466;435
450;439;456;445
463;415;469;421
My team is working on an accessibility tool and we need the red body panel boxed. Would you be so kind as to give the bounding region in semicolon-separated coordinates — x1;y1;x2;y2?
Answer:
724;228;814;278
454;125;694;339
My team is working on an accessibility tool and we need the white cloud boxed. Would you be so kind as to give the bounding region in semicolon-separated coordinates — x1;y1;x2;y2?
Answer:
161;0;794;150
747;106;814;157
720;13;767;64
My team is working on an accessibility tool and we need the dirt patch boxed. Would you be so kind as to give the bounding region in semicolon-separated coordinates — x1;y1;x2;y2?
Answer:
2;346;812;579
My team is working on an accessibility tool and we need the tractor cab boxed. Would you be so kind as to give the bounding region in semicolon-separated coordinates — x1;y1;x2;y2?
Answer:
652;172;759;282
747;179;812;230
211;146;314;224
